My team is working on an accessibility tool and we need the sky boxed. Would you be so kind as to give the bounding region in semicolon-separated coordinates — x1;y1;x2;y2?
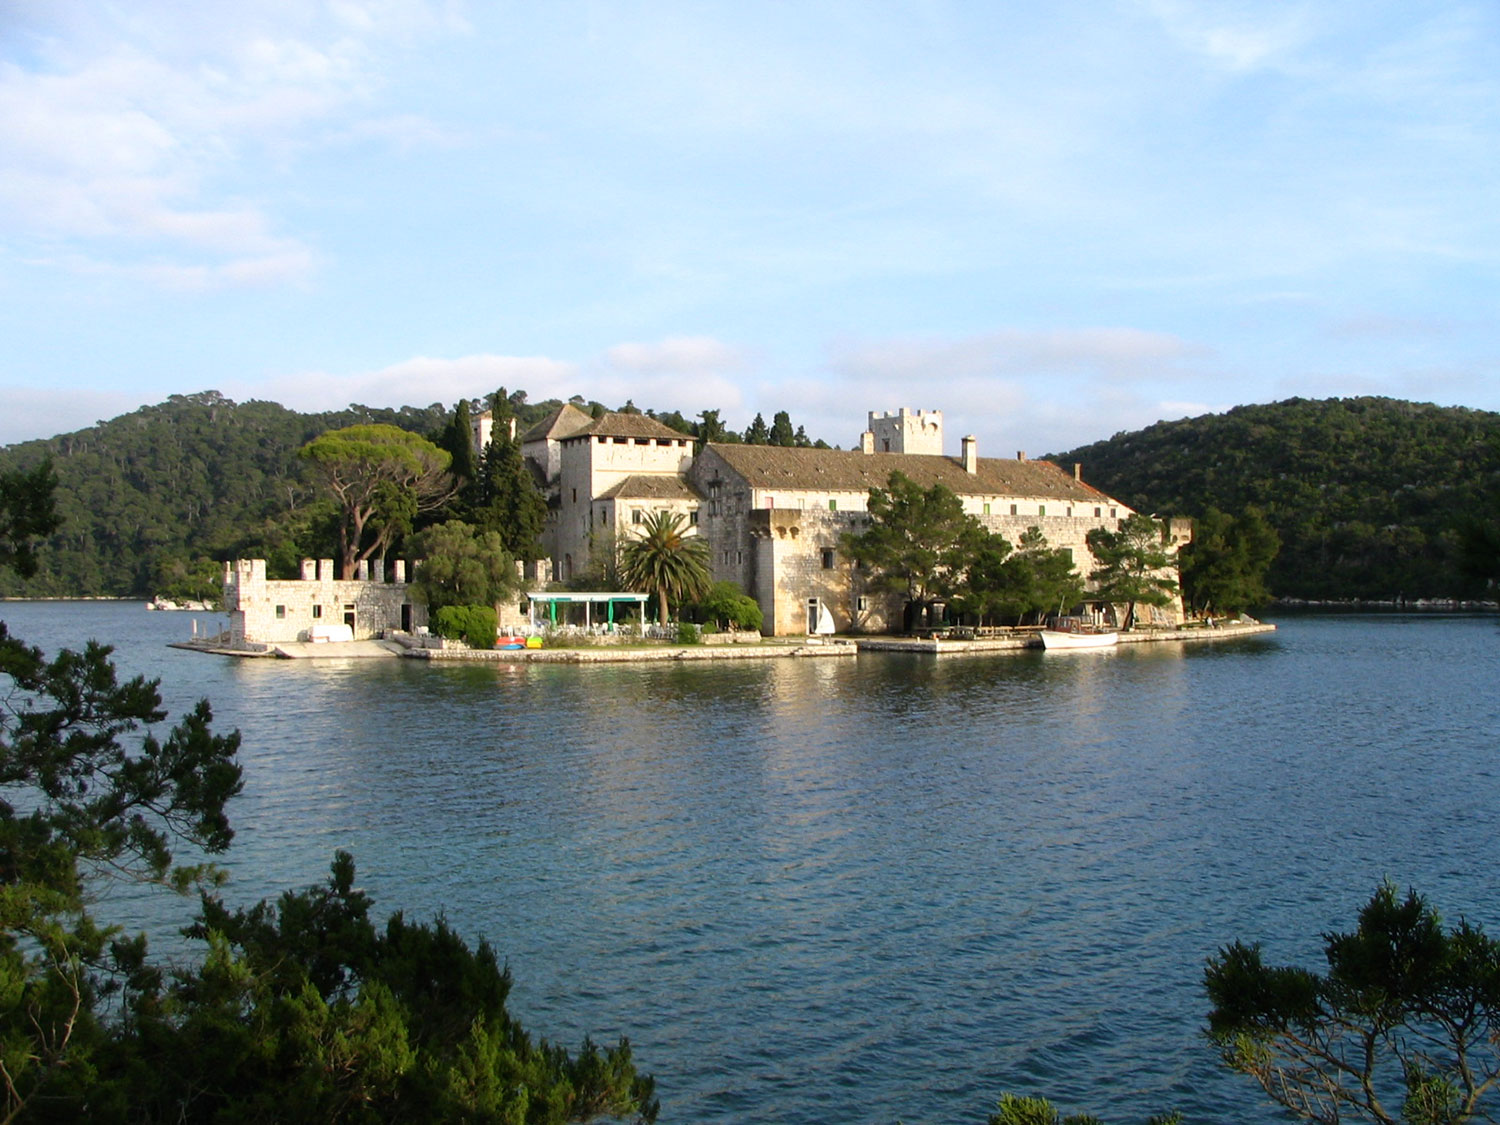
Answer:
2;1;1497;456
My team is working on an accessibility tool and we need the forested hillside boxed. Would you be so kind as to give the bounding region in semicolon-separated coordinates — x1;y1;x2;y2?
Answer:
0;390;828;598
1051;397;1500;600
0;393;454;597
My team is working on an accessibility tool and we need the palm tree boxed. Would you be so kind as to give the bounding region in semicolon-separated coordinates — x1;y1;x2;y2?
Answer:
619;510;712;626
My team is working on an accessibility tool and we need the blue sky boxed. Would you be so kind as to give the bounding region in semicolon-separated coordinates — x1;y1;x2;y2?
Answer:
2;1;1496;456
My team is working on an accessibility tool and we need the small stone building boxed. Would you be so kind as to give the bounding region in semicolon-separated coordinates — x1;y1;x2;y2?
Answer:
222;558;424;648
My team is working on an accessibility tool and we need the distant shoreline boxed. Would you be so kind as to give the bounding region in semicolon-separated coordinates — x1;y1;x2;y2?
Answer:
1271;598;1498;612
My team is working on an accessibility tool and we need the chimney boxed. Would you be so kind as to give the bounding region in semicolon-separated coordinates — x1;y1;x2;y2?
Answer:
1016;450;1027;462
961;435;978;473
860;430;875;455
1073;462;1082;481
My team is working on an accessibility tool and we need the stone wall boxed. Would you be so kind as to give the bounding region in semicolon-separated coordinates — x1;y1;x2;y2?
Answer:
222;558;425;646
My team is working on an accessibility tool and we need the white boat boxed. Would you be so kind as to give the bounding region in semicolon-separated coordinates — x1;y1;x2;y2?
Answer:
1039;619;1119;650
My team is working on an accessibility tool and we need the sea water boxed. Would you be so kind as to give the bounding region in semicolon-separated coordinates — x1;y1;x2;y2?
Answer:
4;602;1496;1123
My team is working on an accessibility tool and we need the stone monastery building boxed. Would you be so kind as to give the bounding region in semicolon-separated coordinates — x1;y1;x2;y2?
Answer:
493;405;1186;637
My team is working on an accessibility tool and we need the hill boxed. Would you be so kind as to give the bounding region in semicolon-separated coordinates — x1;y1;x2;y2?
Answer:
0;391;826;598
1050;397;1500;600
0;393;458;597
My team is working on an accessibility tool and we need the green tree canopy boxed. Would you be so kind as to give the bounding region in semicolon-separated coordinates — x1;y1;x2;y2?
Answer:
843;471;984;621
1178;506;1279;616
473;391;548;561
619;511;712;626
769;411;796;447
436;397;481;492
1086;514;1179;630
0;461;61;579
743;413;770;445
410;520;520;612
300;424;454;578
696;409;730;447
963;526;1085;624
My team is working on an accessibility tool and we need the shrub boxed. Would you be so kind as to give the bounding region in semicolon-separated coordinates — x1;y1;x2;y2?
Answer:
432;605;498;649
693;581;764;632
675;621;701;645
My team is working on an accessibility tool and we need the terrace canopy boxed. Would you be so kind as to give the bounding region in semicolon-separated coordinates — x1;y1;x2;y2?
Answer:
526;591;650;631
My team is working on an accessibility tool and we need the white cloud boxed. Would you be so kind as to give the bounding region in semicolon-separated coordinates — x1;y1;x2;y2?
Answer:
338;112;469;151
1140;0;1311;73
0;2;467;286
605;336;746;376
831;328;1207;385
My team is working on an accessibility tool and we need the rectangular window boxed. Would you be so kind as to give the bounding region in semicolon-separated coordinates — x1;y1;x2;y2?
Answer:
828;499;837;511
736;551;743;565
274;605;285;619
571;488;577;502
766;495;775;509
1010;504;1018;515
1038;505;1046;517
983;503;991;515
1066;507;1073;517
1110;507;1118;518
312;605;322;619
821;548;835;569
856;596;868;612
689;510;699;525
1095;507;1102;517
797;498;805;509
632;508;644;524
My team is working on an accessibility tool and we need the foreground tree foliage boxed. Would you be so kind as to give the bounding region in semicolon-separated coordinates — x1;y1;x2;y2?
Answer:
1206;882;1500;1125
0;476;657;1123
988;1093;1181;1125
115;853;655;1123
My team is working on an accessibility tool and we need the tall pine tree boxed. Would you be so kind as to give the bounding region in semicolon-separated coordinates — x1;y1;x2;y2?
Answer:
474;389;547;561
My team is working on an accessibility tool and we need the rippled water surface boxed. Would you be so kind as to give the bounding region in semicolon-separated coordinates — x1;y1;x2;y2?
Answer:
6;603;1498;1123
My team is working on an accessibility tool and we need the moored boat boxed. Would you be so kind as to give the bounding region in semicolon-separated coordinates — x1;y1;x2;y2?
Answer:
1039;617;1119;650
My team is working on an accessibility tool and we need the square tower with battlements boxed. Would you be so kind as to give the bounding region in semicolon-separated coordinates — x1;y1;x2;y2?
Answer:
861;408;944;455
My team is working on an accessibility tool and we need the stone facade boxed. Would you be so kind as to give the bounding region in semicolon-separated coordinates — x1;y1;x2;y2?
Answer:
222;558;425;648
551;414;697;581
509;405;1187;636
